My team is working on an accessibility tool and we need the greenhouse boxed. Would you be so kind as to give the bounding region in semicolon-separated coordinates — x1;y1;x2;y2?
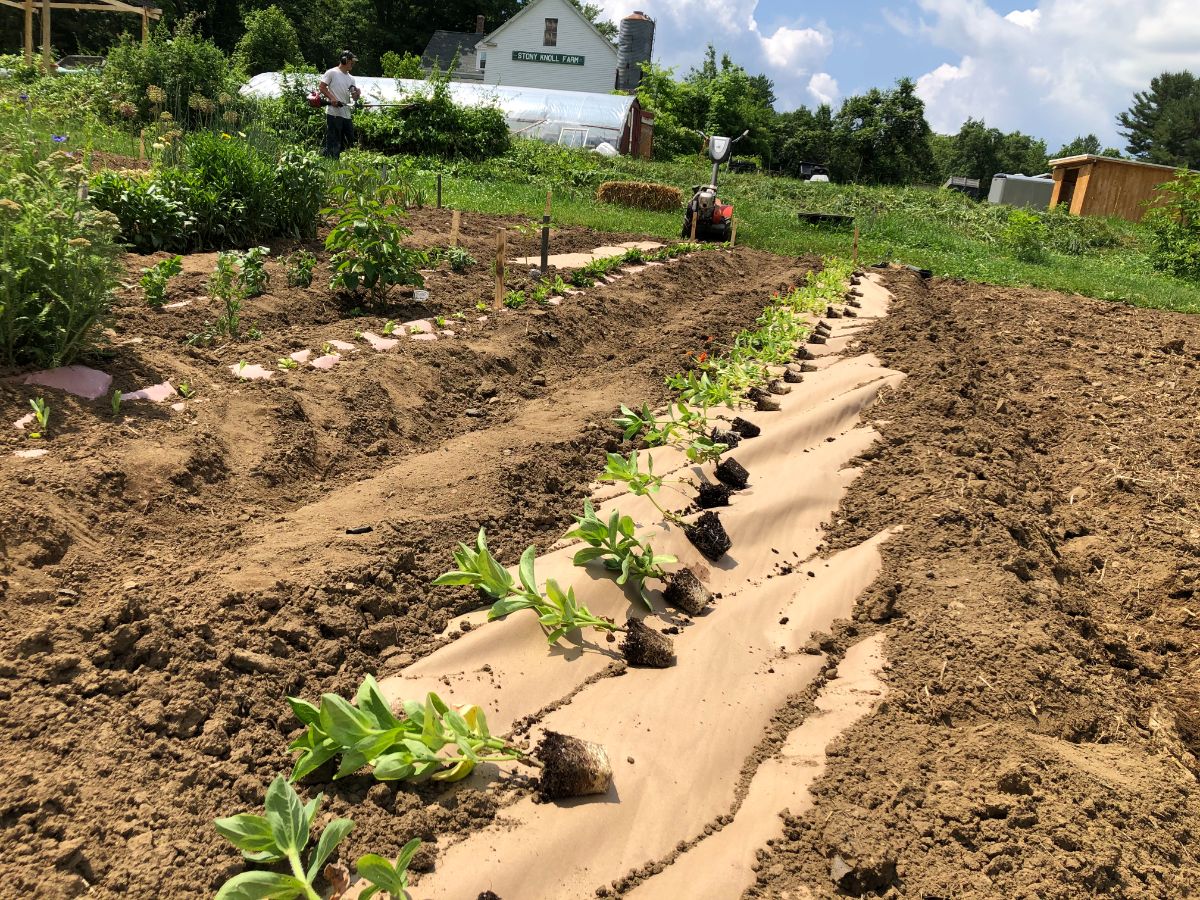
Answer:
240;73;651;154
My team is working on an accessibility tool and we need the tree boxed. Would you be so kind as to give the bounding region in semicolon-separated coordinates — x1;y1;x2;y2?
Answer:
1055;134;1101;158
774;105;834;176
1117;71;1200;168
945;118;1048;193
234;6;303;75
826;78;936;184
569;0;617;43
380;51;424;79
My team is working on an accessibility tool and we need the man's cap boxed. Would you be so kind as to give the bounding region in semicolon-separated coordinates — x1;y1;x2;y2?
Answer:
340;51;357;63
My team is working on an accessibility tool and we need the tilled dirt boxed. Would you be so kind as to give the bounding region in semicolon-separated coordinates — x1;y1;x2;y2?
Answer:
0;212;814;898
749;272;1200;899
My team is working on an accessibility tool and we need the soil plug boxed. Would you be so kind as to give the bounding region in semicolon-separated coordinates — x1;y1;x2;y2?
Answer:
826;306;842;318
756;395;782;412
800;361;819;372
784;367;804;384
685;511;732;561
794;346;814;361
697;480;731;508
768;379;791;395
716;457;750;489
664;568;712;615
730;417;760;438
848;288;864;297
815;320;831;333
847;298;862;309
843;308;858;318
620;618;676;668
710;427;741;449
537;731;612;800
808;333;827;345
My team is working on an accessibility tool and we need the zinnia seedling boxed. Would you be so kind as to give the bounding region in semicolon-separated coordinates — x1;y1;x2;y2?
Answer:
287;677;523;783
28;397;49;439
139;254;182;308
567;500;676;607
213;775;352;900
278;358;299;370
357;838;422;900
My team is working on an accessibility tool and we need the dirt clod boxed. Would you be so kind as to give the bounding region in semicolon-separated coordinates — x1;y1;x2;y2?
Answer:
696;481;731;509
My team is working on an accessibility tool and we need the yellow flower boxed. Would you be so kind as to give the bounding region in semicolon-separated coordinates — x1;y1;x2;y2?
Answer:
68;237;92;247
147;84;166;104
221;132;231;139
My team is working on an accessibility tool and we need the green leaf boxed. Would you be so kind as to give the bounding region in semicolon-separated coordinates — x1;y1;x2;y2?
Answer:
357;853;407;895
518;545;538;595
214;870;307;900
285;698;320;728
334;748;370;780
356;676;400;730
319;694;374;748
264;776;309;857
431;570;481;586
290;740;340;782
305;817;354;882
572;547;610;565
488;595;536;620
214;813;280;860
372;752;416;781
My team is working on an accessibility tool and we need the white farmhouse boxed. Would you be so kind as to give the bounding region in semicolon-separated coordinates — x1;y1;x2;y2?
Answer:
473;0;619;94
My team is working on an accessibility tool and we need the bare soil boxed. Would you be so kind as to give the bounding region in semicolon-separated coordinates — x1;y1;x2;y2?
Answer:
750;271;1200;899
0;211;813;897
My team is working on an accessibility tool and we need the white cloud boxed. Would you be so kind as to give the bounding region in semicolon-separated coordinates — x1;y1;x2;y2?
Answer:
904;0;1200;147
807;72;840;106
594;0;833;110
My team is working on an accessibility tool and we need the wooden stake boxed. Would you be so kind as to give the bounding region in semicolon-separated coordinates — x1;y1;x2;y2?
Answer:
450;209;461;247
436;173;442;209
729;220;738;248
689;208;698;242
141;5;148;44
24;0;33;67
540;190;552;274
41;0;51;73
138;130;145;161
852;225;860;265
544;189;552;218
494;228;506;310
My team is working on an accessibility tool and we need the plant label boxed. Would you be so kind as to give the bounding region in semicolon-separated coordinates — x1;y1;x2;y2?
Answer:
414;289;430;302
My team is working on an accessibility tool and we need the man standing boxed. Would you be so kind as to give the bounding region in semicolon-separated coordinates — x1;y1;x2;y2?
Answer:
319;51;361;159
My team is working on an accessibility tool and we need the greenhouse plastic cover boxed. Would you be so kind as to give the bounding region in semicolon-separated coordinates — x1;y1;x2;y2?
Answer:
241;73;635;149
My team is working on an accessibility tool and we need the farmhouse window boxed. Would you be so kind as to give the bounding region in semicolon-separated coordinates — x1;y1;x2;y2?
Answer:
478;51;487;71
544;18;558;46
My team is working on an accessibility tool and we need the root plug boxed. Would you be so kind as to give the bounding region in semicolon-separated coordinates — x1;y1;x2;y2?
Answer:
843;308;858;318
664;568;712;615
697;481;731;508
756;396;781;412
768;379;791;395
710;427;741;449
847;298;862;308
799;361;819;372
537;731;612;800
730;417;760;438
685;511;732;561
807;333;827;345
783;366;804;384
794;346;814;361
826;306;842;318
716;457;750;489
620;618;676;668
815;320;831;333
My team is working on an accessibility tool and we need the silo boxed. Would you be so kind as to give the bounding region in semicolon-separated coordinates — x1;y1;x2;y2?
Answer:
616;11;655;92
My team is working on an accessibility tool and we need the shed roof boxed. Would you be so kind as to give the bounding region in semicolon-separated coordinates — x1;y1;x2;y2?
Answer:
1048;154;1192;174
421;30;483;69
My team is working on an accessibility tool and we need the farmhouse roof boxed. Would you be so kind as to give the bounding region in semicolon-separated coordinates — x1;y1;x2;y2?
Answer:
421;30;483;69
475;0;618;57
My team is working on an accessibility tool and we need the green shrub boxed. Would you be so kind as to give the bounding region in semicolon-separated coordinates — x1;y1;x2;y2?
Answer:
101;15;239;128
381;51;424;80
234;6;304;76
1144;170;1200;280
91;171;192;252
285;250;317;287
357;79;509;160
271;147;325;238
0;148;123;368
597;180;682;211
325;176;426;303
1002;208;1049;263
140;255;184;307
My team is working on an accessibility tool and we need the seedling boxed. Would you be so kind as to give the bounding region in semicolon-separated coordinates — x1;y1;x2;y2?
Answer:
531;282;551;304
382;320;397;335
239;246;271;298
278;357;299;370
110;389;122;417
407;325;423;335
178;382;195;399
213;776;352;900
140;254;183;308
452;311;467;321
357;838;422;900
209;252;244;339
475;300;489;312
566;500;676;607
503;289;527;309
321;342;335;355
444;246;476;274
247;326;263;340
599;451;687;525
284;250;317;288
27;397;49;439
431;527;513;600
434;315;448;328
287;676;523;783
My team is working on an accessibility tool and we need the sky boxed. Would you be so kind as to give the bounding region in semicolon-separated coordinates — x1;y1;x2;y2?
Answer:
593;0;1200;152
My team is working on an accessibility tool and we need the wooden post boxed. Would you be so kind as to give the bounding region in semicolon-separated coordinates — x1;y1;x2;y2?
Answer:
689;209;698;242
436;173;442;209
24;0;33;67
494;229;506;310
540;189;551;274
450;209;461;248
729;220;737;248
141;6;149;44
852;225;860;265
138;129;146;161
41;0;51;73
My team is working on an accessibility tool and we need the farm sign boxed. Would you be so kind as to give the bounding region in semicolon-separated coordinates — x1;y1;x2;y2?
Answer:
512;50;585;66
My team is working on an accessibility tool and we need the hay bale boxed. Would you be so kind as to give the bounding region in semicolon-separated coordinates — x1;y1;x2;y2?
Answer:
596;180;682;212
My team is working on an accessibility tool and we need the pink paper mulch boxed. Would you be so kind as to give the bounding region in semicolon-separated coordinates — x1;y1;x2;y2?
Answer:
310;354;341;371
21;365;112;400
121;382;176;403
229;363;273;381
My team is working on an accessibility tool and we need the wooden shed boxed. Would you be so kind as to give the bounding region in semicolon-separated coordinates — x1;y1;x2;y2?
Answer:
1048;154;1187;222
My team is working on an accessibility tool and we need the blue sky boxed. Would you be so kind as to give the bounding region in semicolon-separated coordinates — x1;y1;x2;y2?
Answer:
595;0;1200;153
